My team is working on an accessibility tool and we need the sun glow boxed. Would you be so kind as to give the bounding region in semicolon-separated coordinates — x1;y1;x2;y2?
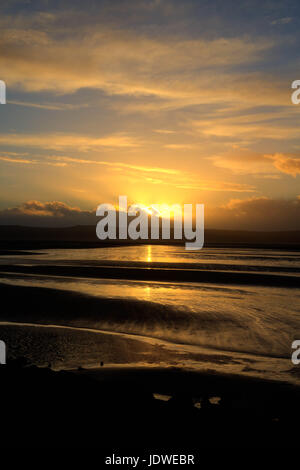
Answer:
145;207;154;215
136;203;182;219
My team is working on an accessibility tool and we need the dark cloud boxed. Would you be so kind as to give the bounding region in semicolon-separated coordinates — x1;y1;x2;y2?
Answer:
1;197;300;231
207;196;300;231
0;200;97;227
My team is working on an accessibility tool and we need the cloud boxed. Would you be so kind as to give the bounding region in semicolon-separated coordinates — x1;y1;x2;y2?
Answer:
209;149;279;176
1;196;300;230
50;156;255;192
9;200;82;217
210;150;300;178
163;144;194;150
0;155;36;164
190;108;300;142
0;133;141;150
154;129;175;134
0;200;96;226
0;154;66;166
0;12;280;111
266;153;300;177
175;181;255;192
271;17;293;25
207;196;300;230
0;151;255;192
8;100;89;111
50;156;180;175
1;151;253;192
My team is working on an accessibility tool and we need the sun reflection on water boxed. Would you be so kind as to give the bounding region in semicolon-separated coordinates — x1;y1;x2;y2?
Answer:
147;245;152;263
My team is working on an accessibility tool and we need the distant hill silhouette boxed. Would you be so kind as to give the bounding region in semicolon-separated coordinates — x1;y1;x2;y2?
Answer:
0;224;300;249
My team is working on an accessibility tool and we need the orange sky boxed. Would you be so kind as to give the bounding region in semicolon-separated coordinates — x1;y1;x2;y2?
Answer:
0;0;300;229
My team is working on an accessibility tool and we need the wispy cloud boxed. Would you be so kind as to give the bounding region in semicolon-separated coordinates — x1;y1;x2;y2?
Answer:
266;153;300;176
154;129;176;134
0;151;256;193
175;181;255;192
0;155;36;164
209;150;300;178
164;144;194;150
0;154;66;166
0;133;141;150
189;108;300;142
271;17;293;25
8;100;89;111
50;156;180;175
50;155;255;192
209;149;279;176
0;13;278;111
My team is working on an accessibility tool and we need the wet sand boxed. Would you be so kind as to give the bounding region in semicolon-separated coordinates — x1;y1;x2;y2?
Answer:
1;263;299;287
0;281;298;383
1;253;300;448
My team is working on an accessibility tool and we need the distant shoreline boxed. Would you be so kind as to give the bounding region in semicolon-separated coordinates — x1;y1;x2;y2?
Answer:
1;242;300;251
0;225;299;250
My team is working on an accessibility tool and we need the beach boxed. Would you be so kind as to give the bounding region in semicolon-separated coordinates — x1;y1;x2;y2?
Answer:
0;244;300;448
2;355;300;449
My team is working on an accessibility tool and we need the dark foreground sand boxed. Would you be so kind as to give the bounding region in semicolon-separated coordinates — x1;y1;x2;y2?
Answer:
1;358;300;449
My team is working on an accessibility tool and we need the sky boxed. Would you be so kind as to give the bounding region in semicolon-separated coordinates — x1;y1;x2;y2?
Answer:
0;0;300;230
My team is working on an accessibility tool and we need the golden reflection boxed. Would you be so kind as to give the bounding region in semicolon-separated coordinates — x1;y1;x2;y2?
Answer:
147;245;152;263
144;286;152;301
